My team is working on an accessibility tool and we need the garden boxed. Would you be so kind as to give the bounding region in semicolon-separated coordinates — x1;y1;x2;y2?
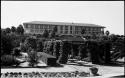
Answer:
1;27;124;77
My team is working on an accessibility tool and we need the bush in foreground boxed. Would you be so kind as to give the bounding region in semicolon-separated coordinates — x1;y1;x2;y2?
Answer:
1;55;20;66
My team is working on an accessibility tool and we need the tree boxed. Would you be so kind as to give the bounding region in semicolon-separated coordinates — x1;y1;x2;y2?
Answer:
16;24;24;35
28;50;38;67
49;31;56;38
11;26;16;33
24;37;37;51
1;32;14;55
49;26;58;38
13;48;21;56
92;33;97;39
81;28;86;35
42;29;49;38
53;26;57;33
5;28;11;33
105;30;110;36
36;39;44;52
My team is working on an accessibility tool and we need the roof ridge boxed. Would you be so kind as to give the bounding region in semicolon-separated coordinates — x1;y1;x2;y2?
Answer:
23;21;105;28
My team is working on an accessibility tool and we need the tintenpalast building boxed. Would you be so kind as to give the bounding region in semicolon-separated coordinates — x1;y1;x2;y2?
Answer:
23;21;105;36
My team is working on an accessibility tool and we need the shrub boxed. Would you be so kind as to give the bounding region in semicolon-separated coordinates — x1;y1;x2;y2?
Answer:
57;41;71;64
1;33;14;55
28;50;38;67
36;39;44;52
13;48;21;56
24;37;37;52
1;55;20;66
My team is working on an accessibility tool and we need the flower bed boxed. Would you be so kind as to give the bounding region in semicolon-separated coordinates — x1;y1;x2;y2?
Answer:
1;71;91;78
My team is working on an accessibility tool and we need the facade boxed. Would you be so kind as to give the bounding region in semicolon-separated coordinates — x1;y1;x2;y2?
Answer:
23;21;105;36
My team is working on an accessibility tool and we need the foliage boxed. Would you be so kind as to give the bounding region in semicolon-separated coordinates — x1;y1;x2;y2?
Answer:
53;26;58;33
57;41;71;64
16;24;24;35
49;26;58;38
28;50;38;67
49;32;56;38
1;55;20;66
43;40;72;64
5;28;11;33
42;29;49;38
53;41;60;59
8;33;24;48
110;36;125;60
36;34;42;38
81;28;86;34
105;30;110;36
1;33;14;55
36;39;44;52
24;37;37;51
1;29;28;55
91;33;97;39
13;48;21;56
11;26;16;33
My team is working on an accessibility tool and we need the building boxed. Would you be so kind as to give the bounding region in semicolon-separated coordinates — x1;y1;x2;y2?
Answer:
23;21;105;36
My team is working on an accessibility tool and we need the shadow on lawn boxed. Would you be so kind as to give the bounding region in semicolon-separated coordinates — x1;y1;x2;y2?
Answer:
67;62;94;67
98;61;125;67
1;63;64;69
109;75;125;78
66;61;124;67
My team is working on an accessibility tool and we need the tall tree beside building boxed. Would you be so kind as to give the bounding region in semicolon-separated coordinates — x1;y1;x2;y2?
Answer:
50;32;56;38
53;26;57;33
42;29;49;38
81;28;86;37
50;26;58;38
16;24;24;35
105;30;110;36
81;28;86;35
11;26;16;33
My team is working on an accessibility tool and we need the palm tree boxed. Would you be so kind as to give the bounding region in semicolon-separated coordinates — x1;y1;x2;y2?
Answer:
105;30;110;36
5;28;11;33
16;24;24;35
11;26;16;33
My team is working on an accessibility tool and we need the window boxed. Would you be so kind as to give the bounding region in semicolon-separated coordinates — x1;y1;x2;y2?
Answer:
40;30;43;33
75;27;78;31
40;25;43;29
70;26;72;30
25;24;28;28
70;31;72;34
75;31;78;34
65;26;68;30
60;26;63;30
65;31;68;34
35;25;39;29
31;24;34;29
60;30;63;33
38;25;40;29
44;25;47;29
87;28;91;32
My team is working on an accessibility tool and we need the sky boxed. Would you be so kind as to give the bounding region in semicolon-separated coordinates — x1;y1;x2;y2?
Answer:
1;1;124;35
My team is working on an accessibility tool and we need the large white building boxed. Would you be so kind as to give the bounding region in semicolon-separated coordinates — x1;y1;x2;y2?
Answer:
23;21;105;36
